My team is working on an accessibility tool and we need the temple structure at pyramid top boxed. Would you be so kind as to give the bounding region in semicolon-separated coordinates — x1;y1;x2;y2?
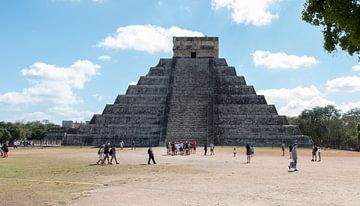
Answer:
173;37;219;58
46;37;312;147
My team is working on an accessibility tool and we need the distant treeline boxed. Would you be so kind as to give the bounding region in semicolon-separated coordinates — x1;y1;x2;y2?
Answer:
289;105;360;151
0;121;60;144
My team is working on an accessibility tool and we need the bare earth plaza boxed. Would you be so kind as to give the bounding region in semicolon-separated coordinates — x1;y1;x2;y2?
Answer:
1;37;360;206
1;1;360;206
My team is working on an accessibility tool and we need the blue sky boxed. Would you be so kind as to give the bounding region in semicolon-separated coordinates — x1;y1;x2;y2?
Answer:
1;0;359;124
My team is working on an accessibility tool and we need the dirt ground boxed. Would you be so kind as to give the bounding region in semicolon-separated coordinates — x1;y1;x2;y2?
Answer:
1;146;360;206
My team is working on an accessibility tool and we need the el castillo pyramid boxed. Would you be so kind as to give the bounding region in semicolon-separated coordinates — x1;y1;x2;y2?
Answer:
47;37;312;147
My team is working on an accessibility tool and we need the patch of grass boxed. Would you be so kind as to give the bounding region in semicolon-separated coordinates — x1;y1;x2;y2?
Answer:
0;147;206;205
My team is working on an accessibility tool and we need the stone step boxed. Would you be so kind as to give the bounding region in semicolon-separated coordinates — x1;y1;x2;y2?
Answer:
138;76;169;85
156;58;173;68
147;66;170;76
216;94;267;104
215;66;236;76
214;58;228;66
90;114;162;125
216;104;278;115
65;134;160;147
215;85;256;95
219;134;312;146
103;104;164;115
166;58;211;144
78;124;162;134
114;95;167;104
126;85;168;95
218;125;302;135
217;76;246;85
217;115;288;125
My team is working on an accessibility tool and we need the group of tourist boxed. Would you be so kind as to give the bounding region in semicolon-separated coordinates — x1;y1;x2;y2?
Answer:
311;144;322;162
0;143;9;158
94;140;322;172
166;141;197;156
97;143;119;165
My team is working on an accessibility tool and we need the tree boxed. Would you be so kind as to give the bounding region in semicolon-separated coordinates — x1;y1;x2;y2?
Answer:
302;0;360;56
294;105;343;146
0;127;12;143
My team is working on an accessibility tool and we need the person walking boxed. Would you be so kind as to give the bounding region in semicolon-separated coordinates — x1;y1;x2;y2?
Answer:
233;147;237;157
120;140;124;150
147;146;156;164
281;143;285;156
317;145;321;162
97;145;105;165
131;140;135;150
289;144;298;171
246;144;251;163
311;144;318;161
193;141;197;154
210;143;215;155
289;144;293;159
104;143;110;164
0;143;3;157
2;143;8;158
204;144;208;156
109;145;119;164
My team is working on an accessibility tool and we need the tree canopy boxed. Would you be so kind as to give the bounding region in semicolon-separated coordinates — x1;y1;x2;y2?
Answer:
302;0;360;56
0;121;60;144
289;105;360;150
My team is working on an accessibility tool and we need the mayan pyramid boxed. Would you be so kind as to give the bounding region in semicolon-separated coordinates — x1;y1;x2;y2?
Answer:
58;37;312;146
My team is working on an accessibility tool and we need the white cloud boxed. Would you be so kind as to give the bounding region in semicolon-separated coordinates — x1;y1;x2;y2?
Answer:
97;25;204;53
0;60;100;106
98;55;111;61
337;101;360;113
211;0;280;26
326;76;360;93
352;63;360;71
49;106;98;122
258;85;335;116
252;50;319;69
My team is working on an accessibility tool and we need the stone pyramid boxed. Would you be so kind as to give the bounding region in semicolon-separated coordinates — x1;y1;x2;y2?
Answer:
61;37;312;146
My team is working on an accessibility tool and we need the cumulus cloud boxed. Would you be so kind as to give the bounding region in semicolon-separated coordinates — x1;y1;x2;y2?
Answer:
97;25;204;53
0;60;100;106
49;106;98;121
326;76;360;93
98;55;111;61
258;85;334;116
352;63;360;71
252;50;319;69
337;101;360;113
211;0;280;26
